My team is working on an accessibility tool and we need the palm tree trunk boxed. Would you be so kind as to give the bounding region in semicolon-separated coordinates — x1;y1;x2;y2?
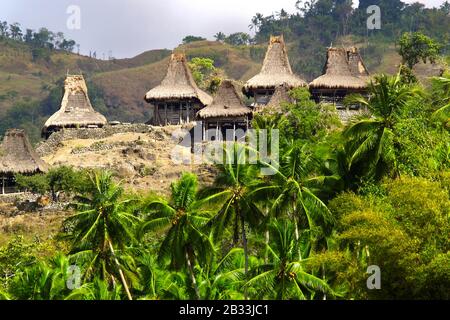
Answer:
108;240;133;300
292;193;302;261
240;213;249;300
186;249;200;300
264;230;269;264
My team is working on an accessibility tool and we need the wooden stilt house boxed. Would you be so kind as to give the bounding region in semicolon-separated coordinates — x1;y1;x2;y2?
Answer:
243;35;307;106
309;47;368;106
197;80;252;141
144;53;213;126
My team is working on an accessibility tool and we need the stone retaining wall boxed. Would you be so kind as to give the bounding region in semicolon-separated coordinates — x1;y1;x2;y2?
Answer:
36;124;155;156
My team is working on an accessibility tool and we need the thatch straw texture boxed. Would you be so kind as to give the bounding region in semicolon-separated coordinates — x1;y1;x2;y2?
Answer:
145;53;213;106
347;47;370;80
309;48;367;90
244;35;307;94
0;129;48;174
197;80;252;119
43;75;107;131
254;83;294;113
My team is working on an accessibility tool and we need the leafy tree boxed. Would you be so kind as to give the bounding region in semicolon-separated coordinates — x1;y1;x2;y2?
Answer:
188;57;223;94
46;166;87;201
214;32;226;42
0;21;8;37
9;23;22;41
225;32;252;46
398;32;442;69
182;35;206;44
15;173;49;195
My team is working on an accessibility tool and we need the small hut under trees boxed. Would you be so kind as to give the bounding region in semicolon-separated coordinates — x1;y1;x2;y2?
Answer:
145;53;213;126
0;129;48;194
309;47;368;105
197;80;252;141
42;75;107;139
254;83;295;114
243;35;307;106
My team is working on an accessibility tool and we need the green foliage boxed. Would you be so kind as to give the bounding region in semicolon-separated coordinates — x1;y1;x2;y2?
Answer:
47;166;89;200
15;166;90;197
188;57;223;94
15;173;49;194
182;35;206;44
326;177;450;299
0;236;36;288
398;32;442;69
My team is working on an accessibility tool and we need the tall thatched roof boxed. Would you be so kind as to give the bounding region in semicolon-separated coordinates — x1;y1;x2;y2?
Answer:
347;47;370;80
244;35;307;95
144;53;213;106
43;75;107;132
254;83;294;113
0;129;48;174
309;47;367;90
197;80;252;119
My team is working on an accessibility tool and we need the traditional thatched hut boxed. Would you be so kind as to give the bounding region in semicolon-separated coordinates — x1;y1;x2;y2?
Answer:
42;75;107;139
309;47;368;105
243;35;307;106
197;80;252;141
145;53;213;126
254;83;295;114
0;129;48;194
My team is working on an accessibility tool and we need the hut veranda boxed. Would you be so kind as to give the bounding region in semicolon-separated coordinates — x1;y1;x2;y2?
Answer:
0;129;48;194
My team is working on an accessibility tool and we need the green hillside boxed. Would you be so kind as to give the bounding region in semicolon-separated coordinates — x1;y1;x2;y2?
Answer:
1;4;449;144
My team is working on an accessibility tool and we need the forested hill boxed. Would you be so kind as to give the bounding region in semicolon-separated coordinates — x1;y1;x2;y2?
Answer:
0;0;449;143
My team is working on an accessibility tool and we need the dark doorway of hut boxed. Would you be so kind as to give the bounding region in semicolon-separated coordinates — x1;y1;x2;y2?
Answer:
0;175;17;194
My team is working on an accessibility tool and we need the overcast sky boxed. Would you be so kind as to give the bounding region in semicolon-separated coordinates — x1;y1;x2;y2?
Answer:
0;0;447;59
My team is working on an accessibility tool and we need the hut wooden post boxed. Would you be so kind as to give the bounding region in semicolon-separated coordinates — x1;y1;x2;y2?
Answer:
216;121;219;141
1;176;5;195
187;103;190;123
164;103;168;125
203;121;206;141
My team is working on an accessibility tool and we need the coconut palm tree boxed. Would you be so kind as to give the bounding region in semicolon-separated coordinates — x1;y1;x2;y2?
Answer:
245;219;333;300
261;141;334;258
343;73;422;180
214;32;226;42
63;170;139;300
249;13;264;33
139;173;213;300
199;143;266;297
